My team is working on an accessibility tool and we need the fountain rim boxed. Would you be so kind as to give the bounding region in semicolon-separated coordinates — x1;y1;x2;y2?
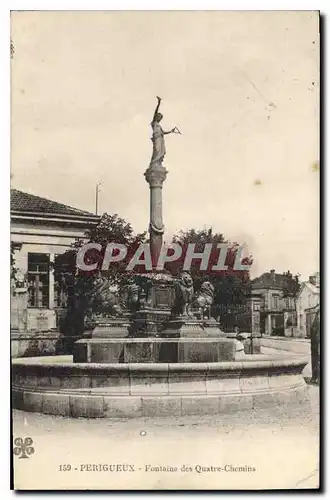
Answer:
12;354;309;373
12;354;309;418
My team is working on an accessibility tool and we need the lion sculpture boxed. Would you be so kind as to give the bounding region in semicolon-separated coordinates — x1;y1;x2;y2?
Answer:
171;272;194;317
90;274;122;317
193;281;215;319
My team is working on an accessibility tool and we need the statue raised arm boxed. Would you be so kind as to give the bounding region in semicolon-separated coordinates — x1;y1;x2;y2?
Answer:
152;96;162;123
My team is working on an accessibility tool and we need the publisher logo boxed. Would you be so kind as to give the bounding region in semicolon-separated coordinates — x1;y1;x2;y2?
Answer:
13;437;35;459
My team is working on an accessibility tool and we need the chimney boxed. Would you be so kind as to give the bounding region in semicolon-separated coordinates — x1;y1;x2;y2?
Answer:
269;269;276;284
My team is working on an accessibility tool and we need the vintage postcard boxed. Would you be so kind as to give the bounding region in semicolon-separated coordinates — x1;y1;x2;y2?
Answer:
10;10;320;490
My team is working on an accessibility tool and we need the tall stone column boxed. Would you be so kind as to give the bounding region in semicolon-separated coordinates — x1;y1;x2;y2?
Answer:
266;314;272;336
144;164;168;268
250;295;261;335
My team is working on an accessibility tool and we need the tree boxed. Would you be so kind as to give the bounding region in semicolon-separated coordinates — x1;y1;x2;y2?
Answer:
58;212;147;278
282;271;301;299
282;271;301;312
281;271;301;329
55;213;147;337
57;219;253;338
167;227;253;317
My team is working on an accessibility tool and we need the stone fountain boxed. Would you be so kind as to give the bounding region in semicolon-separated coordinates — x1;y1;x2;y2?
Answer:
11;98;309;418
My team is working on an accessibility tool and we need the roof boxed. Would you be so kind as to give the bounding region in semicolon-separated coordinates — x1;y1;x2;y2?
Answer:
11;188;98;218
252;272;294;291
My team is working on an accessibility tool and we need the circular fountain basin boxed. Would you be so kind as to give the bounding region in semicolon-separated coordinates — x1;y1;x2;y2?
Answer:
12;353;309;418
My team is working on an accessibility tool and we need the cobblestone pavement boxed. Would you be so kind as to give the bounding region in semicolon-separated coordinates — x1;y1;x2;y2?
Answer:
12;385;319;490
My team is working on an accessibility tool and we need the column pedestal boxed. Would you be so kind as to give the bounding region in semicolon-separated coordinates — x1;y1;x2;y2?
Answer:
144;164;168;267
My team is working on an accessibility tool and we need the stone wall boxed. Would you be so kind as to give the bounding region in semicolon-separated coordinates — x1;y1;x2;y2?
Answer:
11;331;63;358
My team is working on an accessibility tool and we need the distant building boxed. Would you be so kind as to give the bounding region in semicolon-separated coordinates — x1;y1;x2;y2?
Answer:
296;273;320;338
251;269;297;336
11;188;100;339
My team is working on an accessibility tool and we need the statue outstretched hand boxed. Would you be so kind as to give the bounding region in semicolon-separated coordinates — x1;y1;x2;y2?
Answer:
172;126;182;135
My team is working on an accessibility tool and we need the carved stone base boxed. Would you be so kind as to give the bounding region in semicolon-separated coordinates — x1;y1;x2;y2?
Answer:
129;308;166;337
156;316;202;362
90;317;130;339
202;318;226;338
72;337;239;363
161;317;205;338
159;316;227;361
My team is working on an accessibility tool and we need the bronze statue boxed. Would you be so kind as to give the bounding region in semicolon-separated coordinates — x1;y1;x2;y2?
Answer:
171;271;194;317
124;278;141;313
90;274;122;317
150;96;180;167
138;276;153;308
193;281;215;319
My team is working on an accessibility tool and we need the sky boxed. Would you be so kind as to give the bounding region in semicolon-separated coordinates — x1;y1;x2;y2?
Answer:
11;10;319;279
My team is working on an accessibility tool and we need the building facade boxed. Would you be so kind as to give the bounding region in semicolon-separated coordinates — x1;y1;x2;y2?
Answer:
11;189;100;354
251;270;297;336
296;273;320;338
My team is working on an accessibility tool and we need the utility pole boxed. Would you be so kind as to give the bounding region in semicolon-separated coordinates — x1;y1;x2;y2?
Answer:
95;182;101;215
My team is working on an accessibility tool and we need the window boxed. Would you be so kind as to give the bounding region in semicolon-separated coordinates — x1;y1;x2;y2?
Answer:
27;253;50;308
272;295;279;310
285;297;291;309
